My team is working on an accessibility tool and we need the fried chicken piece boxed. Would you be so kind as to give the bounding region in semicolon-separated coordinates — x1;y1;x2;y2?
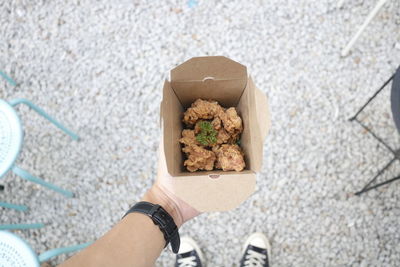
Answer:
211;117;232;144
216;128;231;145
227;131;241;144
218;107;243;135
181;99;245;172
211;117;222;130
183;99;225;125
179;129;199;147
212;144;245;172
182;145;216;172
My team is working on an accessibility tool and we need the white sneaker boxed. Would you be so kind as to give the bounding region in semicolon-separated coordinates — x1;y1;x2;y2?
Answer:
175;236;205;267
239;232;271;267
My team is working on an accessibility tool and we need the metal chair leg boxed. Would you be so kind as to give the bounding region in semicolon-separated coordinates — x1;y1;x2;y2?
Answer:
0;71;17;86
12;166;74;198
341;0;389;57
349;73;395;121
0;201;28;211
349;70;400;195
8;98;79;140
356;175;400;195
0;223;45;230
355;157;398;195
38;242;92;263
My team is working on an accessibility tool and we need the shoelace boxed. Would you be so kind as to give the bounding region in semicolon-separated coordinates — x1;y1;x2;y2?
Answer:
243;249;267;267
177;255;198;267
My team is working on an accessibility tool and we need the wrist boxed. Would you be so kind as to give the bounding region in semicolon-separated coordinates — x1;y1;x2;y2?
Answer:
142;184;183;227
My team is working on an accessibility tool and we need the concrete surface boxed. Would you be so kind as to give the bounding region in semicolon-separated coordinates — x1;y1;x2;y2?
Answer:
1;0;400;266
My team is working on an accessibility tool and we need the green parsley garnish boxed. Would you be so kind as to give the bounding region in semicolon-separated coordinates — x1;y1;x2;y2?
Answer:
196;121;217;146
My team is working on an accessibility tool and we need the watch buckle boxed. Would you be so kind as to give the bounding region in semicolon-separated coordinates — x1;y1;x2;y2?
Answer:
148;204;161;218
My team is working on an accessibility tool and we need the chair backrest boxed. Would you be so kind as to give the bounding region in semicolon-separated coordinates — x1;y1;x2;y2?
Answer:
0;231;92;266
0;231;40;267
0;99;23;178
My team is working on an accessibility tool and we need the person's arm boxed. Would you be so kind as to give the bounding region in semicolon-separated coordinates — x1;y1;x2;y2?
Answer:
59;185;182;267
60;140;199;267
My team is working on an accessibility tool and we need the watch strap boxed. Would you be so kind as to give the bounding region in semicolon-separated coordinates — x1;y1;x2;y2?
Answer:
123;201;180;253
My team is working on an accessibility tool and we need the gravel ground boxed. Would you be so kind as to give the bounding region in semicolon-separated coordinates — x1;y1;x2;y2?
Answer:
1;0;400;266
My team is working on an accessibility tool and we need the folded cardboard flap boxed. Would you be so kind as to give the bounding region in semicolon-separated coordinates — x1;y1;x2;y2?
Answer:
171;56;247;82
171;56;248;108
238;77;269;172
255;84;271;141
162;81;184;175
161;56;271;212
170;171;256;212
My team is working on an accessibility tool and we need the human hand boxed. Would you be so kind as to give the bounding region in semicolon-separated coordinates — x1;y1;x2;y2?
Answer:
142;139;200;227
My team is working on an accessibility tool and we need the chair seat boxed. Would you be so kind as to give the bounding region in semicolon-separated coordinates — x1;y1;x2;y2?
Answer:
0;99;23;178
0;231;40;267
391;67;400;134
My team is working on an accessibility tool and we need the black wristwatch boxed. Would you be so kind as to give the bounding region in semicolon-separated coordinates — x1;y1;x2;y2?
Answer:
123;201;180;253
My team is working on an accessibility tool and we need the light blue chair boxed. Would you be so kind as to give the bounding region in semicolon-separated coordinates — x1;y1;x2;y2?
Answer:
0;72;79;230
0;230;92;266
0;98;78;199
0;223;45;230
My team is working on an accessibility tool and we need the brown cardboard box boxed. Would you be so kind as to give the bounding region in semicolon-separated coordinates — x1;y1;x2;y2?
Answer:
160;56;271;212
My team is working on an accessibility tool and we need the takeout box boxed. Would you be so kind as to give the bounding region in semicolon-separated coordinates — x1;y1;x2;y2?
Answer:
160;56;271;212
